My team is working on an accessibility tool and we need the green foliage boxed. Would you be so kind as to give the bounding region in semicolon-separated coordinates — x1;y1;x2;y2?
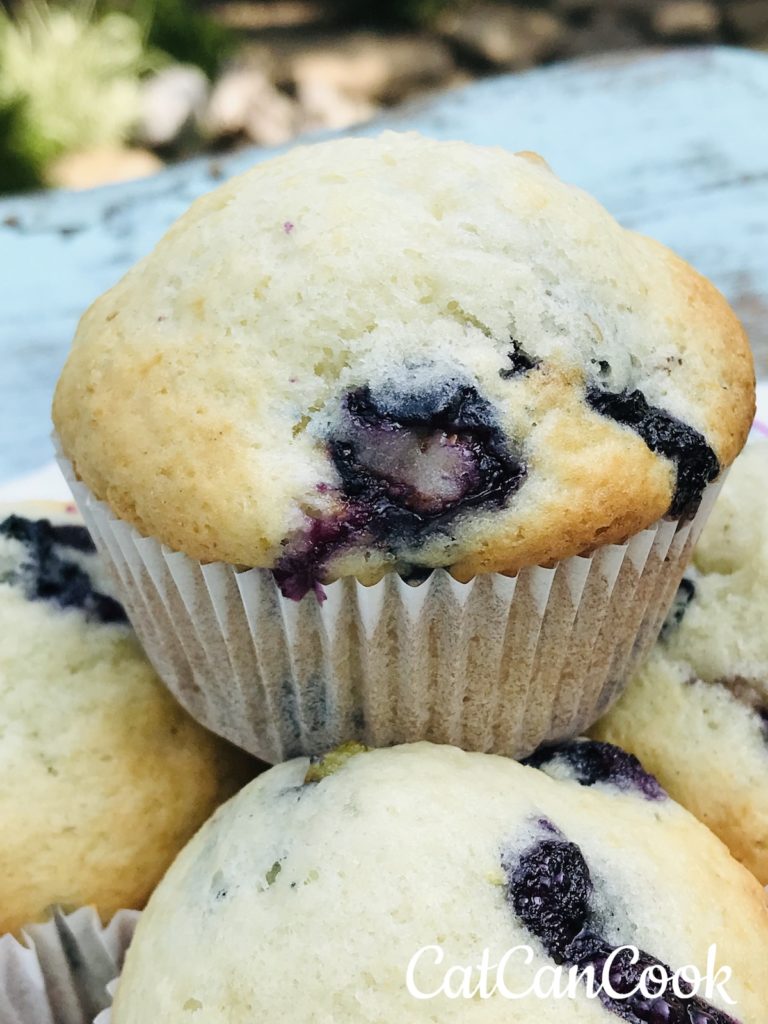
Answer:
0;0;233;194
0;96;45;192
0;0;159;192
135;0;234;79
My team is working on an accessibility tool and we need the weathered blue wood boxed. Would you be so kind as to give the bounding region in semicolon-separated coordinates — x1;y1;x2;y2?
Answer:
2;46;768;481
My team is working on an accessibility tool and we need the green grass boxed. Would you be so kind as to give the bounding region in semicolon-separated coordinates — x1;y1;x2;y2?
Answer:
0;0;233;194
133;0;234;79
0;96;45;192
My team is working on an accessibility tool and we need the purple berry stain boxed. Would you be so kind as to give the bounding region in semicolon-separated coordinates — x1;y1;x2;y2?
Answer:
283;221;295;234
273;376;526;599
586;386;719;519
503;822;740;1022
0;514;127;624
499;338;540;378
525;739;667;801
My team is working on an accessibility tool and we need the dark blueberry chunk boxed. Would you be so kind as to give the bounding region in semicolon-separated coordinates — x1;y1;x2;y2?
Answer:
274;377;526;600
567;939;740;1024
85;591;129;623
503;837;592;961
525;739;667;801
759;707;768;745
0;514;127;625
336;380;526;527
586;386;719;519
661;576;697;640
503;823;741;1024
1;514;43;547
50;523;97;553
499;339;540;378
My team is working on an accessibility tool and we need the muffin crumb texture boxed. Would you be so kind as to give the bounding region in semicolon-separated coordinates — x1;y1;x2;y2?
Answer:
592;442;768;884
53;133;754;591
112;743;768;1023
0;503;254;935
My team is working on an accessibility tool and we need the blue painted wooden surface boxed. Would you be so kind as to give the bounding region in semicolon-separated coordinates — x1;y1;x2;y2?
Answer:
2;46;768;481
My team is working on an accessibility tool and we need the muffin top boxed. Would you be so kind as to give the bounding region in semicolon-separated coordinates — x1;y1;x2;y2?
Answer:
53;133;755;595
660;441;768;686
592;442;768;883
112;741;768;1023
0;502;253;935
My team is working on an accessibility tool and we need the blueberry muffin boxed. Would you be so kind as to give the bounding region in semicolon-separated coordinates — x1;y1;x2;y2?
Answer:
53;133;753;590
52;133;755;762
112;742;768;1022
592;443;768;884
0;503;255;936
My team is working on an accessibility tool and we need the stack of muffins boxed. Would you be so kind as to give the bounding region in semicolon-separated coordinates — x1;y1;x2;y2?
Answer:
4;132;767;1022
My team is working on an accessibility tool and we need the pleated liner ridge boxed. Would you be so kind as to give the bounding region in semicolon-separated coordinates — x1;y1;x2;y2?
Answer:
57;446;721;764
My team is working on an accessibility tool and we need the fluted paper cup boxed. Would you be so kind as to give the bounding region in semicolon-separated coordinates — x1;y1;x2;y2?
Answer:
0;907;138;1024
57;446;721;763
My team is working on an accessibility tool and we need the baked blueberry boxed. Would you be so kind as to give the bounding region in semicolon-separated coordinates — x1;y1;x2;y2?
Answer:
50;522;97;553
661;577;697;640
274;378;526;599
586;386;720;519
109;743;768;1022
0;514;126;624
568;938;740;1024
336;381;526;519
505;825;740;1023
54;133;752;590
526;739;667;801
504;835;592;961
0;502;254;936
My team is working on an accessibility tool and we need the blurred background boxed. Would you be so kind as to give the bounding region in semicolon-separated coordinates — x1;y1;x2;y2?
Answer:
1;0;767;195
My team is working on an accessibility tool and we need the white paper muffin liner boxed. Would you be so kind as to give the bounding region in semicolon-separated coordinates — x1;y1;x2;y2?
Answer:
0;907;138;1024
57;447;721;763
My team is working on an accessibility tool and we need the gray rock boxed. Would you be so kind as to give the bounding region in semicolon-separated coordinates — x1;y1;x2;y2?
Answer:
205;66;299;146
652;1;720;39
296;79;377;133
136;65;209;150
289;32;455;104
438;4;564;69
560;7;647;56
212;1;330;32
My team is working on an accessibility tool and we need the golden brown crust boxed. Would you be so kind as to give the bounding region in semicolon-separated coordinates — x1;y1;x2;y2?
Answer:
0;502;255;933
53;134;755;575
